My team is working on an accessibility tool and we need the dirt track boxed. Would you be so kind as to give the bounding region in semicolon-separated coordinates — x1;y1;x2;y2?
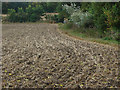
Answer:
2;23;119;88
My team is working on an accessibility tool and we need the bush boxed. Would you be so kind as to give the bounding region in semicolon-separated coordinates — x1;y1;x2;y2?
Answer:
29;13;38;22
45;15;50;20
45;15;59;23
57;12;64;23
51;15;59;23
17;7;27;22
63;3;120;41
58;6;69;23
63;22;74;29
8;9;17;22
63;4;94;28
71;11;93;28
103;4;120;31
26;5;43;22
90;3;120;34
7;4;44;22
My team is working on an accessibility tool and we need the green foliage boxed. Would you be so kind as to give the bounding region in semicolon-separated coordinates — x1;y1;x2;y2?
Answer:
46;2;59;13
90;3;107;32
29;13;37;22
57;12;64;23
60;23;118;47
3;2;120;42
57;10;69;23
8;9;17;22
2;2;29;14
71;11;93;28
7;4;44;22
62;3;120;41
17;7;27;22
51;15;59;23
61;22;73;29
2;3;9;14
45;15;59;23
63;4;94;28
90;3;120;35
26;4;44;22
4;2;120;39
56;3;63;12
80;2;91;12
103;3;120;30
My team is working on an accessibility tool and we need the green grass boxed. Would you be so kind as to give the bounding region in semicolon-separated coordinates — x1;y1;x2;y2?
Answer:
58;23;119;48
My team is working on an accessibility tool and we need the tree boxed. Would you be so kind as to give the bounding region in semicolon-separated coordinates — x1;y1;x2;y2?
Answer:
46;2;58;12
7;9;17;22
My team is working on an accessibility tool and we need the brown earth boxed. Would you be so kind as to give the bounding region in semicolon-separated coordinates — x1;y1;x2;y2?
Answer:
2;23;119;88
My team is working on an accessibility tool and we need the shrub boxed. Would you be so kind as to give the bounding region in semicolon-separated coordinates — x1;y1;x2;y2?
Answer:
8;9;17;22
103;4;120;31
29;13;38;22
71;11;93;28
17;7;27;22
45;15;59;23
26;4;44;22
51;15;59;23
7;4;44;22
63;4;94;28
57;12;65;23
90;3;107;33
45;15;50;20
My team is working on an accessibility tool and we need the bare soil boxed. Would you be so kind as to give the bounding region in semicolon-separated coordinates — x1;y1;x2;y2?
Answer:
2;23;119;88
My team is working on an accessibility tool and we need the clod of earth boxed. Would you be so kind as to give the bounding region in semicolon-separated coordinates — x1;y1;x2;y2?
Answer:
2;23;119;88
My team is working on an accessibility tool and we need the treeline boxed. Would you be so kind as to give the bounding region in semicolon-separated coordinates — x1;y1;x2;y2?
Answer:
7;4;44;22
2;2;67;14
2;2;120;41
2;2;70;22
62;2;120;41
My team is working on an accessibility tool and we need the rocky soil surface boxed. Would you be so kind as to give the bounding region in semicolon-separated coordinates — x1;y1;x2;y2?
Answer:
2;23;119;88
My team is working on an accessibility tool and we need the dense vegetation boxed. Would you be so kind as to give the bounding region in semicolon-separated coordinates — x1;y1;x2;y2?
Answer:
61;2;120;42
2;2;120;43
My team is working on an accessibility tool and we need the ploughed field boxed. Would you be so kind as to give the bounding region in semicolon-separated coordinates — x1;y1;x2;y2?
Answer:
2;23;119;88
